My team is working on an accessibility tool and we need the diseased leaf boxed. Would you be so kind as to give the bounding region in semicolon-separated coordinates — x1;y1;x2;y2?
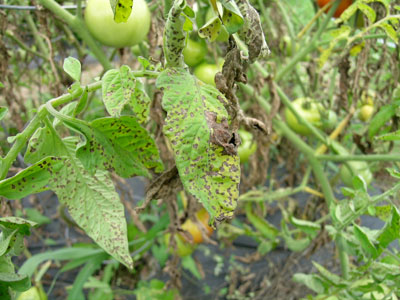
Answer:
48;159;133;269
0;157;67;199
110;0;132;23
25;127;70;164
220;0;243;34
156;68;240;223
235;0;270;62
199;16;224;42
163;0;188;67
75;116;163;178
102;65;151;124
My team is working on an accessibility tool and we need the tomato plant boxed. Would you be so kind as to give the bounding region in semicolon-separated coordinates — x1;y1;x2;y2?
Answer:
317;0;353;18
285;97;322;136
183;38;207;67
84;0;151;48
238;130;257;163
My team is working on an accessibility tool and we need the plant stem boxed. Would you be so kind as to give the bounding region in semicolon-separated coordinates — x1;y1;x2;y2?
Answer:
317;154;400;162
336;234;349;279
24;12;49;56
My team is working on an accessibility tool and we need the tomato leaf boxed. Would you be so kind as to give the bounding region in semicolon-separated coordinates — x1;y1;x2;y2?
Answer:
110;0;133;23
368;104;397;139
198;16;224;42
236;0;270;62
156;68;240;223
164;0;190;67
102;65;151;124
63;57;81;82
377;206;400;251
220;0;243;34
0;107;8;121
75;117;164;177
293;273;326;294
353;224;379;258
0;157;67;199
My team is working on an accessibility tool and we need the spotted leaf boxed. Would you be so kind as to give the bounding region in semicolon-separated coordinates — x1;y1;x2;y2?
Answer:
102;65;150;124
48;159;133;269
220;0;243;34
199;16;224;42
156;68;240;223
110;0;133;23
0;157;67;199
164;0;192;67
235;0;270;62
75;116;163;178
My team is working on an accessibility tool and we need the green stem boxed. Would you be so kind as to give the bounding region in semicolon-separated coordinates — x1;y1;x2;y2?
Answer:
5;30;49;61
24;12;49;56
38;0;113;70
336;234;349;280
317;154;400;162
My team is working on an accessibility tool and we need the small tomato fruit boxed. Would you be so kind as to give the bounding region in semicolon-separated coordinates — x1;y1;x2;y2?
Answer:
238;130;257;163
285;97;322;136
317;0;353;18
321;110;338;131
194;62;223;86
85;0;151;48
358;105;374;122
183;38;207;67
340;161;373;187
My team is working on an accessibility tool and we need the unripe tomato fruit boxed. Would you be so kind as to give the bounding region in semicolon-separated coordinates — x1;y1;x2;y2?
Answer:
317;0;353;18
322;110;338;131
85;0;151;48
238;130;257;163
17;287;47;300
340;161;373;187
183;38;207;67
358;105;374;122
194;61;223;86
285;97;322;136
164;209;213;256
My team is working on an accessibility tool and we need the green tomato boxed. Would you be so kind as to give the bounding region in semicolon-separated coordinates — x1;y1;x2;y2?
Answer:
238;130;257;163
194;62;222;86
17;287;47;300
205;3;229;42
358;105;374;122
84;0;151;48
164;233;195;257
285;97;322;136
340;161;373;188
183;39;207;67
